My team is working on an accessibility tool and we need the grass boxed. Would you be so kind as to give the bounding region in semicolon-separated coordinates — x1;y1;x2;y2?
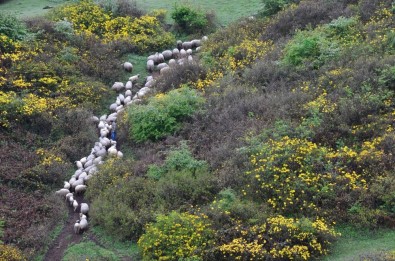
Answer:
321;226;395;261
62;241;120;261
1;0;262;25
0;0;67;18
136;0;263;26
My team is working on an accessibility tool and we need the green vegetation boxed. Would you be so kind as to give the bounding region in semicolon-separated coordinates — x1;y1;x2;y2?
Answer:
127;86;205;142
62;241;120;261
171;5;208;34
1;0;395;260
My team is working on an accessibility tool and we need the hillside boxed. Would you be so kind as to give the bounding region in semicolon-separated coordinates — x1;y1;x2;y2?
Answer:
1;0;395;260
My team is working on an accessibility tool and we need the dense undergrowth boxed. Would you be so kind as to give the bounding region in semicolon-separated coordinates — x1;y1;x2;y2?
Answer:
1;0;395;260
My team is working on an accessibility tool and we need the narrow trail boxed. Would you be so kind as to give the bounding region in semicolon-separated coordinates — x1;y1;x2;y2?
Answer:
43;195;84;261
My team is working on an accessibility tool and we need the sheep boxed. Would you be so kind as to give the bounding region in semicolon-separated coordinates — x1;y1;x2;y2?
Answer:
186;49;193;55
144;80;154;88
118;94;125;103
147;53;157;61
182;41;193;50
125;80;132;90
180;49;187;58
162;50;173;60
125;90;132;97
78;172;88;181
98;121;105;129
176;40;183;50
80;203;89;215
111;82;124;92
69;177;76;185
116;105;124;112
75;184;87;195
123;62;133;72
74;221;80;234
110;103;117;111
196;46;202;52
87;154;95;161
75;161;83;169
188;55;193;62
108;146;117;157
191;39;202;48
145;75;153;82
137;87;151;98
99;114;107;121
124;96;132;105
129;74;140;83
55;188;70;197
172;48;180;58
157;53;165;63
72;178;84;189
78;217;88;233
169;59;176;66
117;151;124;158
147;59;154;72
64;181;71;190
84;159;93;168
88;166;98;175
73;200;79;211
90;116;99;123
68;196;74;205
157;62;168;71
84;174;93;183
116;97;121;106
96;147;107;157
80;213;87;220
106;113;117;123
80;157;87;164
202;35;208;41
160;66;170;75
100;128;109;138
65;192;73;202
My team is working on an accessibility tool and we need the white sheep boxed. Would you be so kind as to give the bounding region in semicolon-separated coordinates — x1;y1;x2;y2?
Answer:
169;59;176;66
196;46;202;52
108;146;118;157
69;177;76;185
172;48;180;58
146;75;153;82
80;203;89;215
123;62;133;72
75;184;87;195
55;188;70;197
118;94;125;103
78;217;89;233
125;80;132;90
68;196;74;205
110;103;117;111
137;86;151;98
162;50;173;60
74;221;80;234
99;114;107;121
180;49;187;58
188;55;193;62
73;200;79;211
72;178;84;189
202;35;208;41
80;157;87;164
157;62;168;71
111;82;124;92
129;74;139;83
96;147;107;157
186;49;193;55
160;66;170;75
65;192;73;202
90;116;99;123
144;80;154;88
117;151;124;158
80;213;87;220
64;181;71;190
191;39;202;48
147;59;154;72
98;121;105;129
182;41;193;50
124;96;132;104
125;90;132;97
75;161;83;169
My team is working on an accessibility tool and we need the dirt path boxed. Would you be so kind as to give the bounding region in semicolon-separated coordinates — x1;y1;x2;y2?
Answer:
43;195;85;261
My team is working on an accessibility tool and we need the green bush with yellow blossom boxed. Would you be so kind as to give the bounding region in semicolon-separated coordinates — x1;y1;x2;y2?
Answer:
51;0;175;53
138;211;214;260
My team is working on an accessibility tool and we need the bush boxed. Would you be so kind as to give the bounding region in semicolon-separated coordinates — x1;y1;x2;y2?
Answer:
127;86;205;142
138;211;214;260
0;244;26;261
214;215;339;260
259;0;299;18
171;5;208;34
0;13;27;40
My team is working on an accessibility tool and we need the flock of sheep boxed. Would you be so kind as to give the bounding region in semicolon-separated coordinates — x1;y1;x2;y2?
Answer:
54;36;208;234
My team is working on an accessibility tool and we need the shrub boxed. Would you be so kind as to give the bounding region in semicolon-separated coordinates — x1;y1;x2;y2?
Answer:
215;215;339;260
259;0;299;18
0;244;26;261
171;5;208;34
0;13;27;40
138;211;214;260
127;86;205;142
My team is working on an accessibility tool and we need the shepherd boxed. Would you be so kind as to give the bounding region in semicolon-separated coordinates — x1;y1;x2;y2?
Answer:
111;120;117;141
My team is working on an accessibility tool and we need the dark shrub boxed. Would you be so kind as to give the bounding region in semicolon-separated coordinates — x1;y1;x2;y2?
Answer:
171;4;208;34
